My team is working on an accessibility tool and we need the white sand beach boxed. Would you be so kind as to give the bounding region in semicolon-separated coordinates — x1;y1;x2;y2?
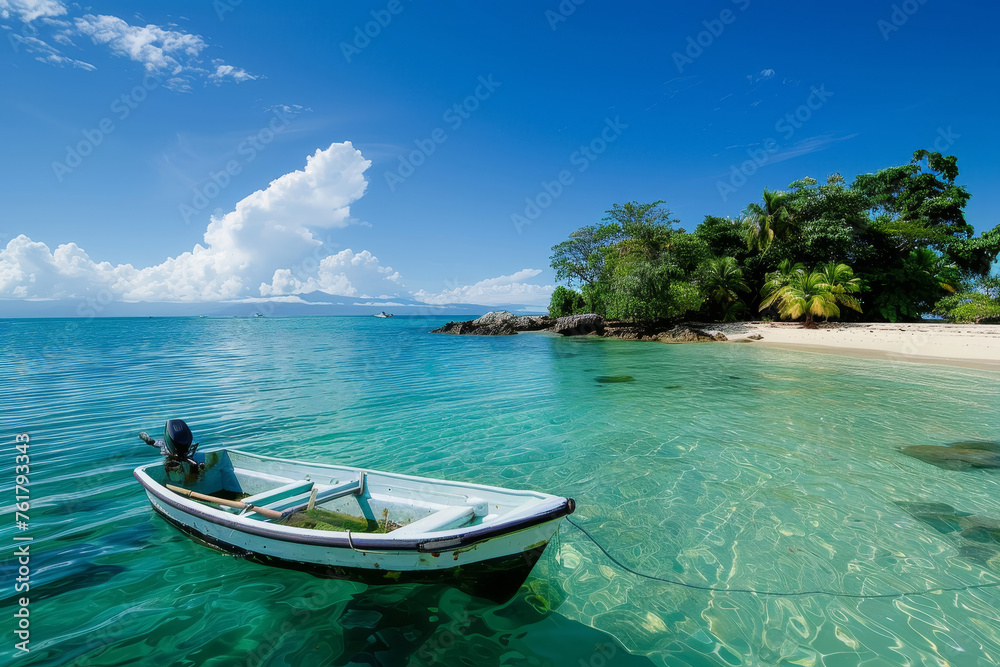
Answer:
715;322;1000;371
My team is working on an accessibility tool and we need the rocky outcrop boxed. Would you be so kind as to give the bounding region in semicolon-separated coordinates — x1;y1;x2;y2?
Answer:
656;326;728;343
553;314;605;336
514;315;554;331
431;319;517;336
430;311;554;336
432;313;736;342
472;311;518;328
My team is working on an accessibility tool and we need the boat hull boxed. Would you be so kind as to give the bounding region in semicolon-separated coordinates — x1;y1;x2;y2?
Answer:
152;505;547;601
135;449;572;601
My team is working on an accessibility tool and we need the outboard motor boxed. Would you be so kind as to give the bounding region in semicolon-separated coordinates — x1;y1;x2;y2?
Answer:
140;419;200;468
164;419;194;459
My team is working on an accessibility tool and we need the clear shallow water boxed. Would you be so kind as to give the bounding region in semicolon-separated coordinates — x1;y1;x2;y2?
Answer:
2;316;1000;666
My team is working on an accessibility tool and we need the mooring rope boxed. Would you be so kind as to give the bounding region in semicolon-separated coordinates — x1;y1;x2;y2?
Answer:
566;517;1000;600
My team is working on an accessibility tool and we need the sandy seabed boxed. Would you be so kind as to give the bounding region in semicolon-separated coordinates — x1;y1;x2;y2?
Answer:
711;321;1000;372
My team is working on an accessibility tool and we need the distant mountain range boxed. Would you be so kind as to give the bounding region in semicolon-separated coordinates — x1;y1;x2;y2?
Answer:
0;291;546;318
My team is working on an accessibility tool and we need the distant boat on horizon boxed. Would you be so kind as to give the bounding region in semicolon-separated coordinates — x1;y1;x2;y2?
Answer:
374;311;393;318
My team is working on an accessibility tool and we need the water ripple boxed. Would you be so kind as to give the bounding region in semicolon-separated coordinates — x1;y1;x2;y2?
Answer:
2;317;1000;665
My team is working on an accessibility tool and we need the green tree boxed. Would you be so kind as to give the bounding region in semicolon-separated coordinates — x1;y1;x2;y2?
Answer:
760;263;862;328
935;276;1000;323
694;216;747;260
866;248;960;322
549;200;709;322
742;188;797;252
782;175;869;266
549;224;620;289
604;200;678;260
760;260;806;306
816;262;863;314
699;256;749;321
852;150;973;256
604;257;703;322
945;226;1000;279
547;286;586;318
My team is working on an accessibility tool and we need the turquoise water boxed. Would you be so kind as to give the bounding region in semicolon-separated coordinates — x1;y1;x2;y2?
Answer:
2;316;1000;666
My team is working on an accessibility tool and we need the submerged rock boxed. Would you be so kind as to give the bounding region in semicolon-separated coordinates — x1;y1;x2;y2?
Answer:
896;501;1000;568
900;442;1000;470
895;501;973;517
595;375;635;383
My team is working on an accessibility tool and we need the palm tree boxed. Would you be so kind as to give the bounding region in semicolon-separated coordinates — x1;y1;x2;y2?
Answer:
908;247;957;294
742;189;796;252
816;262;863;313
760;259;805;299
759;263;862;328
701;256;749;321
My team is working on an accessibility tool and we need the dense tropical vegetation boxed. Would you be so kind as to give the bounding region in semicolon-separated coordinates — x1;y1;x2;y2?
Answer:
548;151;1000;325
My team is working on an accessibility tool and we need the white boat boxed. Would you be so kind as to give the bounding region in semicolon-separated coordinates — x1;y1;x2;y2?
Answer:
374;311;393;318
133;426;575;601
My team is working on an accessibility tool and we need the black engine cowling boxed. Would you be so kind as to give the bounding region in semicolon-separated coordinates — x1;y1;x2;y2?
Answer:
164;419;194;459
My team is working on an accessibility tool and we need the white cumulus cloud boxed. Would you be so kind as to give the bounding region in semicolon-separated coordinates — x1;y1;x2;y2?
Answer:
0;236;128;299
0;142;409;303
0;0;65;22
260;249;402;298
413;269;554;307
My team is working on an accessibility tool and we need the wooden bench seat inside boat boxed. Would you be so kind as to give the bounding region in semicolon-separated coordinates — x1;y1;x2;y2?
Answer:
241;475;366;519
242;480;314;509
391;505;476;536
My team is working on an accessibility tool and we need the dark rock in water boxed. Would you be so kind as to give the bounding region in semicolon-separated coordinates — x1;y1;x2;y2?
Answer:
957;542;1000;568
430;311;554;336
949;441;1000;453
553;313;604;336
900;442;1000;470
664;385;681;389
895;501;972;517
896;502;1000;568
728;376;742;380
657;326;727;343
914;513;964;535
595;376;635;383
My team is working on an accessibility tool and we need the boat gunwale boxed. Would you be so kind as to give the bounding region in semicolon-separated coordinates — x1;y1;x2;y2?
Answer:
133;452;575;554
217;447;557;501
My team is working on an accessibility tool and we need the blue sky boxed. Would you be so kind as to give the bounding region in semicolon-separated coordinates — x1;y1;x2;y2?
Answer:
2;0;998;308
